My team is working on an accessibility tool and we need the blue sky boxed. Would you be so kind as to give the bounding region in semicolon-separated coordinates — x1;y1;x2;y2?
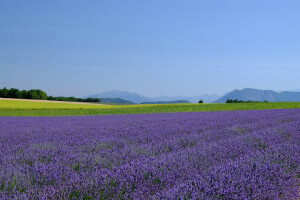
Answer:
1;0;300;97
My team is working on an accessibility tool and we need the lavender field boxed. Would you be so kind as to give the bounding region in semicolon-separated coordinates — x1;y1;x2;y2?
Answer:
0;109;299;199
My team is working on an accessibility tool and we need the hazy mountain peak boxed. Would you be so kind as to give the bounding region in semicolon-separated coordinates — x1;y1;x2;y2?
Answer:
214;88;300;103
86;90;151;103
86;90;221;103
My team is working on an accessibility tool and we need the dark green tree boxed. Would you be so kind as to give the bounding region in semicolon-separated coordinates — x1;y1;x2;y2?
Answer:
8;88;21;98
27;90;38;99
35;89;47;100
0;87;9;98
20;90;28;99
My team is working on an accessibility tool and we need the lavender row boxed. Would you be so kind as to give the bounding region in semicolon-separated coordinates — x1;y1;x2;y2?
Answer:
0;109;299;199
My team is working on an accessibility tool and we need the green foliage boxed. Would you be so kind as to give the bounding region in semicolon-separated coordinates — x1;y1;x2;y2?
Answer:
226;99;268;103
47;96;100;102
7;180;16;192
72;163;80;171
0;87;9;98
27;89;47;100
21;90;28;98
198;100;204;103
0;181;5;191
69;190;80;200
0;87;47;100
153;177;161;184
0;87;100;102
8;88;22;98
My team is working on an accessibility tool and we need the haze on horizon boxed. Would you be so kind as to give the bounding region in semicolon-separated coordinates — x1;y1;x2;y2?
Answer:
1;0;300;98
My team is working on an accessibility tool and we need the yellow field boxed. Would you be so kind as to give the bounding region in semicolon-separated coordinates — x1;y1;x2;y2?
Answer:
1;98;300;116
0;99;115;110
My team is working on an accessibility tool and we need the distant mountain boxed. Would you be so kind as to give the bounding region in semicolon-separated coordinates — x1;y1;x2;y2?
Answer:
289;89;300;92
86;90;220;103
100;98;135;104
86;90;151;103
214;88;300;103
150;94;220;103
141;100;190;104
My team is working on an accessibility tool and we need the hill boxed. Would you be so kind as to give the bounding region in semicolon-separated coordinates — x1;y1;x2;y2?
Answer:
289;89;300;92
86;90;151;103
141;100;190;104
150;94;219;103
86;90;220;103
214;88;300;103
100;98;135;104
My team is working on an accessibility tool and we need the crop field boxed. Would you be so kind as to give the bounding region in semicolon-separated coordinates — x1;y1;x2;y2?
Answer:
0;99;115;110
1;99;300;116
0;109;299;199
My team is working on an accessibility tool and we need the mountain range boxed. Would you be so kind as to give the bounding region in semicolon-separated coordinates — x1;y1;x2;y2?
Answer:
99;98;135;104
213;88;300;103
86;90;220;103
289;89;300;92
141;100;190;104
86;88;300;104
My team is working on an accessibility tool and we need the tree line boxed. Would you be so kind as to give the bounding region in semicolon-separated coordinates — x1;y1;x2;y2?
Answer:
0;87;100;102
226;99;268;103
47;96;100;102
0;87;47;100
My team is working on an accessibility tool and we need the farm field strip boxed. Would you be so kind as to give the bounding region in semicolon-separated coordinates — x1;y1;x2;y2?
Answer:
0;109;299;199
0;99;115;110
0;97;107;105
1;99;300;116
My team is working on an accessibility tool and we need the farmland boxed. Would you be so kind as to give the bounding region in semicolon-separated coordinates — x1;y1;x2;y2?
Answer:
1;99;300;116
0;109;299;199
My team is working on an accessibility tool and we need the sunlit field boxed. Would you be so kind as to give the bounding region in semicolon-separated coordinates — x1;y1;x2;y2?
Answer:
1;99;300;116
0;99;114;110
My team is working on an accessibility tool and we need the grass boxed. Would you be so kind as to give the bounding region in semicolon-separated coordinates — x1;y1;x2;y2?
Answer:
1;99;300;116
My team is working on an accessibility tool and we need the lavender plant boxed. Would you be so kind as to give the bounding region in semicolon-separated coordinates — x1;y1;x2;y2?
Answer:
0;109;299;199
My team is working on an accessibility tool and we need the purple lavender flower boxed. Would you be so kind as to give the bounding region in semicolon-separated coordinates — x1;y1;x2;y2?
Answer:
0;109;299;199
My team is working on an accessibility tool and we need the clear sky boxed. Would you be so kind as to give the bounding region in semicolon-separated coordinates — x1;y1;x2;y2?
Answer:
1;0;300;97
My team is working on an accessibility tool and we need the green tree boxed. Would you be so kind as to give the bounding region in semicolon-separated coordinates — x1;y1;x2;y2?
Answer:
8;88;21;98
20;90;28;99
35;89;47;100
27;89;47;99
0;87;9;98
27;90;39;99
